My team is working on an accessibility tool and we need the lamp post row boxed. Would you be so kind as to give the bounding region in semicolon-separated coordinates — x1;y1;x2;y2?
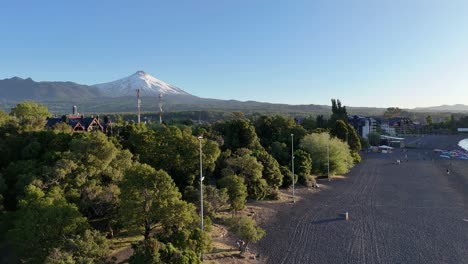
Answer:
200;134;330;258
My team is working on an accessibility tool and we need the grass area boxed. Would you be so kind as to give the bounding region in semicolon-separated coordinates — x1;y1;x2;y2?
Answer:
107;228;144;263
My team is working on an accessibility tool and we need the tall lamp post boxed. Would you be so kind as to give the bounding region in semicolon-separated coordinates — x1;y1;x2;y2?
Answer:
327;138;330;182
198;136;204;260
291;134;295;203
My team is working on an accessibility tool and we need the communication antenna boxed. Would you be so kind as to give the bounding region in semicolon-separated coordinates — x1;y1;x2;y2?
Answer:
158;93;163;124
136;89;141;124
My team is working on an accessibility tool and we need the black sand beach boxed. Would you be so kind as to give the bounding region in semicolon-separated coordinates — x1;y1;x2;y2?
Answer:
257;135;468;264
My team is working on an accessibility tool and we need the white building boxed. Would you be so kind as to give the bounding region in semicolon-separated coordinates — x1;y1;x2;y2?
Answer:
381;123;396;136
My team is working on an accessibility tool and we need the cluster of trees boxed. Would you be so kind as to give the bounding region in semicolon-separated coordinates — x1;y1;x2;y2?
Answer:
0;99;364;263
424;114;468;133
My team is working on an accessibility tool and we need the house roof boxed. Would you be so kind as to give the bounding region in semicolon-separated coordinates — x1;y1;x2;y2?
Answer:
45;116;110;132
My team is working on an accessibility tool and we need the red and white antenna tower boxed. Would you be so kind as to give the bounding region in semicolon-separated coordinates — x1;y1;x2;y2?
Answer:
136;89;141;124
158;93;163;124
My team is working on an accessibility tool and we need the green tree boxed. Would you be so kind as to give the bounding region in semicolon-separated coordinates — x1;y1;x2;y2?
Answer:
222;149;269;200
0;109;12;127
45;249;75;264
330;120;349;141
212;119;260;151
346;123;361;153
9;185;88;263
227;216;265;254
155;203;209;256
159;243;201;264
218;175;247;215
294;149;313;187
0;175;6;211
253;149;283;189
301;115;317;131
300;133;354;176
44;132;133;236
316;115;328;129
448;114;456;133
2;159;41;210
119;163;184;240
127;126;220;189
253;115;307;162
45;229;110;264
10;101;50;130
360;137;370;149
269;141;289;165
367;131;381;146
426;115;433;126
279;165;294;188
183;185;229;218
128;238;162;264
330;99;347;123
383;107;408;118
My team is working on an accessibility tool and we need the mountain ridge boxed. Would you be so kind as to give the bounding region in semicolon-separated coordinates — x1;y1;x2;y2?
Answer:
0;76;102;101
413;104;468;112
1;72;467;116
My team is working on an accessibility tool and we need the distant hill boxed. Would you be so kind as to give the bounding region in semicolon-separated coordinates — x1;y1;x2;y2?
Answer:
0;71;389;116
0;76;102;101
413;104;468;112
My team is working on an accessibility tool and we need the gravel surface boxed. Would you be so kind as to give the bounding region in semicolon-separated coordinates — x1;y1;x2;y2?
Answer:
257;135;468;264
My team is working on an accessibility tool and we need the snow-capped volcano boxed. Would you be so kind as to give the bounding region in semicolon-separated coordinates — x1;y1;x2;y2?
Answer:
93;71;192;97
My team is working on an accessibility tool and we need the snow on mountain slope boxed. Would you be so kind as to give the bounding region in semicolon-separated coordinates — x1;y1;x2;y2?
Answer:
93;71;192;97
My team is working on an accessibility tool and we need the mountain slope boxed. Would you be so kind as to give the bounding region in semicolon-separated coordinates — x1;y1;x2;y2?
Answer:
414;104;468;112
0;77;102;101
93;71;192;97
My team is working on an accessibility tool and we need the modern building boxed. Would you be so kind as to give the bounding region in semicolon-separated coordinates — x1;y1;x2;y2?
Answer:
348;115;377;139
380;123;396;136
388;117;414;134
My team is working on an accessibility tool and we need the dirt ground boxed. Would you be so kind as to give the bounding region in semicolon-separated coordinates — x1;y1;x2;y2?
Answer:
248;135;468;264
110;135;468;263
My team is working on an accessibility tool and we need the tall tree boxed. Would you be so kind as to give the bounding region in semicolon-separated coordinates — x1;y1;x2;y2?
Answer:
367;132;381;146
293;149;312;187
300;133;354;176
8;185;88;263
222;149;269;200
0;110;11;127
252;149;283;189
316;115;328;129
44;229;110;264
119;163;188;240
10;101;50;131
218;175;247;215
330;99;348;123
346;123;362;153
226;216;265;254
426;115;433;126
127;125;220;189
213;119;260;151
330;120;349;141
383;107;408;118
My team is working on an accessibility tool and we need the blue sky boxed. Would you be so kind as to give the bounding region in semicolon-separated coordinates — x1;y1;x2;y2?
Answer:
1;0;468;108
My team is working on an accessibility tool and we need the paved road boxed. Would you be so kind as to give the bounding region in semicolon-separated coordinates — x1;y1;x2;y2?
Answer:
258;146;468;263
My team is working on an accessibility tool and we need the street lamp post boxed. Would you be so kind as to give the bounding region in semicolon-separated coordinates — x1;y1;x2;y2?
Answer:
327;138;330;182
198;136;204;260
291;134;295;203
